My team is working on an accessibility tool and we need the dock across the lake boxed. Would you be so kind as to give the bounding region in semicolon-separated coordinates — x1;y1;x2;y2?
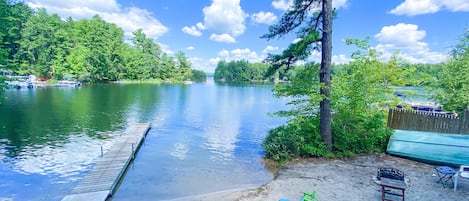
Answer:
62;123;151;201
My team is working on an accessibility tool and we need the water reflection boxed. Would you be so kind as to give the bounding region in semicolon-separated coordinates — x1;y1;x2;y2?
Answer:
0;84;162;200
12;132;119;179
0;82;288;201
170;143;189;160
112;82;288;200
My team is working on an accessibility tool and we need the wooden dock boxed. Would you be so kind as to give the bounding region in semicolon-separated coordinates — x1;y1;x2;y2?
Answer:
62;123;151;201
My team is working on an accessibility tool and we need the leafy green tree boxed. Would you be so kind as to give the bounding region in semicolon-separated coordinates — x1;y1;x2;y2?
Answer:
263;39;396;161
71;15;125;82
214;60;227;80
191;69;206;82
0;0;32;69
262;0;334;150
128;29;162;80
16;9;66;77
67;45;91;79
175;51;192;81
249;62;270;81
433;29;469;112
0;2;196;84
214;60;253;82
332;39;393;153
156;53;171;80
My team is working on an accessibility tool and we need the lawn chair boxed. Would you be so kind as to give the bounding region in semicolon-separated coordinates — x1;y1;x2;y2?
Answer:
454;165;469;191
301;191;316;201
277;190;317;201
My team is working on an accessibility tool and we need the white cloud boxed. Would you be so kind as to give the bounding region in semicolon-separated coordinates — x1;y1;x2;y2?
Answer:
443;0;469;11
272;0;293;10
230;48;262;62
27;0;120;13
389;0;469;16
218;49;230;57
182;26;202;37
209;57;222;65
182;22;206;37
262;45;279;54
26;0;168;40
374;23;448;63
375;23;426;47
203;0;247;37
159;43;174;55
332;54;352;64
251;11;277;25
187;46;195;50
102;7;168;39
333;0;349;9
192;57;222;73
214;48;263;64
189;57;212;72
292;38;302;44
196;22;206;30
272;0;348;11
210;34;236;43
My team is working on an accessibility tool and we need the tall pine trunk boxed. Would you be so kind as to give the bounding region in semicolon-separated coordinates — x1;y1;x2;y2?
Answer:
320;0;333;151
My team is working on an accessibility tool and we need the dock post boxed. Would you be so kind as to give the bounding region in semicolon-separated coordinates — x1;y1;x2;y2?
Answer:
62;123;151;201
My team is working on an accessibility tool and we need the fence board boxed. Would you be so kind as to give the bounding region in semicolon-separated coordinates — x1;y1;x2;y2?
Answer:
387;109;467;134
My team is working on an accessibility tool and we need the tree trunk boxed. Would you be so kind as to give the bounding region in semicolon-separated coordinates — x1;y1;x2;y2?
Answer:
320;0;333;151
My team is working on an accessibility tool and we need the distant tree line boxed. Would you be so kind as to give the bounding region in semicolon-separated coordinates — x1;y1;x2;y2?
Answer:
0;0;206;83
213;56;448;87
213;60;304;82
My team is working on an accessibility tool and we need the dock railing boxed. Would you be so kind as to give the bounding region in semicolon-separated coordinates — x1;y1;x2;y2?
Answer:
387;109;469;134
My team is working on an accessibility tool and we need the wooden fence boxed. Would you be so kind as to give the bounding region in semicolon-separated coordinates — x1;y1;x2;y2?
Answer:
387;109;469;134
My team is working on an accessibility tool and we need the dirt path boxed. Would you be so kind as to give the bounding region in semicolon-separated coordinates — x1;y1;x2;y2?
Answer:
181;154;469;201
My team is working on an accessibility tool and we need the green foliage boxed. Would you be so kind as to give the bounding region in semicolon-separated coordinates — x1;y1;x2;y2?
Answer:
191;69;206;82
332;112;392;154
0;0;32;68
262;117;327;162
174;51;193;82
401;63;443;86
214;60;272;82
263;38;399;161
0;2;195;84
433;28;469;112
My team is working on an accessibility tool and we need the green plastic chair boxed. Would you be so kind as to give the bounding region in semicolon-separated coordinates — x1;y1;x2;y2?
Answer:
301;191;316;201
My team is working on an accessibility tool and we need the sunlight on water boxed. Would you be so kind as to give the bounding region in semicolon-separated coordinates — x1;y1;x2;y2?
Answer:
0;82;289;200
12;132;120;181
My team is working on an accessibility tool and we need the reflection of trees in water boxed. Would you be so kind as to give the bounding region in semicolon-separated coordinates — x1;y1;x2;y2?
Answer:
0;84;161;159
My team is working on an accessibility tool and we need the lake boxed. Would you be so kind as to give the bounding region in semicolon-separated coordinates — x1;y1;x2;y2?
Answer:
0;79;289;200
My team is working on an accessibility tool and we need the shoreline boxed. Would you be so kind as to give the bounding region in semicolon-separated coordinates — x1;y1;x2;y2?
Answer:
174;154;469;201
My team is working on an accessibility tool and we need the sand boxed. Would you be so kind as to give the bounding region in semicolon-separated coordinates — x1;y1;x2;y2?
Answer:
178;154;469;201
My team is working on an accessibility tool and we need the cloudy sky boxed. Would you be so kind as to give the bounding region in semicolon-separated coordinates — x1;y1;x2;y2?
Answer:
25;0;469;72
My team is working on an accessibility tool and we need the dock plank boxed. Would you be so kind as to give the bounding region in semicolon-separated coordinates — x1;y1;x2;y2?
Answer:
62;123;150;201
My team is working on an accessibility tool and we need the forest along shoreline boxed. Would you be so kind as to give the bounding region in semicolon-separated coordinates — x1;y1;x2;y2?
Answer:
178;154;469;201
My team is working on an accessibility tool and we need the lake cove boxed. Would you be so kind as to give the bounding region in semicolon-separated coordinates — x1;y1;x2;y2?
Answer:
0;79;288;200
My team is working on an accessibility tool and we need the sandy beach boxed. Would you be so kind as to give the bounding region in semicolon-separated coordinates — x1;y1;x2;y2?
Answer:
179;154;469;201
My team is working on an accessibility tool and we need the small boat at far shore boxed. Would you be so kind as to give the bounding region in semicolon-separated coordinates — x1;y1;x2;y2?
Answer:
387;130;469;167
55;80;81;87
183;79;193;85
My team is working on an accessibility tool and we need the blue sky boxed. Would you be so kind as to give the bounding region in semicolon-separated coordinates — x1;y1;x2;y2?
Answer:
25;0;469;72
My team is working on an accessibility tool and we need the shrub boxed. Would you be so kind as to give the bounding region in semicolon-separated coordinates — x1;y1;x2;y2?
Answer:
262;118;327;162
332;112;393;154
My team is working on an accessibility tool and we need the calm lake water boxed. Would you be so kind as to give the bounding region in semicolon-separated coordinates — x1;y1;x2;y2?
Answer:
0;79;288;200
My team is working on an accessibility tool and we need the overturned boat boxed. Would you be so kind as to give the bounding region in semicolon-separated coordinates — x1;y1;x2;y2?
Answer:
387;130;469;167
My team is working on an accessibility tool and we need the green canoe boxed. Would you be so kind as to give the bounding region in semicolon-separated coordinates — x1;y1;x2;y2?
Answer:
387;130;469;167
